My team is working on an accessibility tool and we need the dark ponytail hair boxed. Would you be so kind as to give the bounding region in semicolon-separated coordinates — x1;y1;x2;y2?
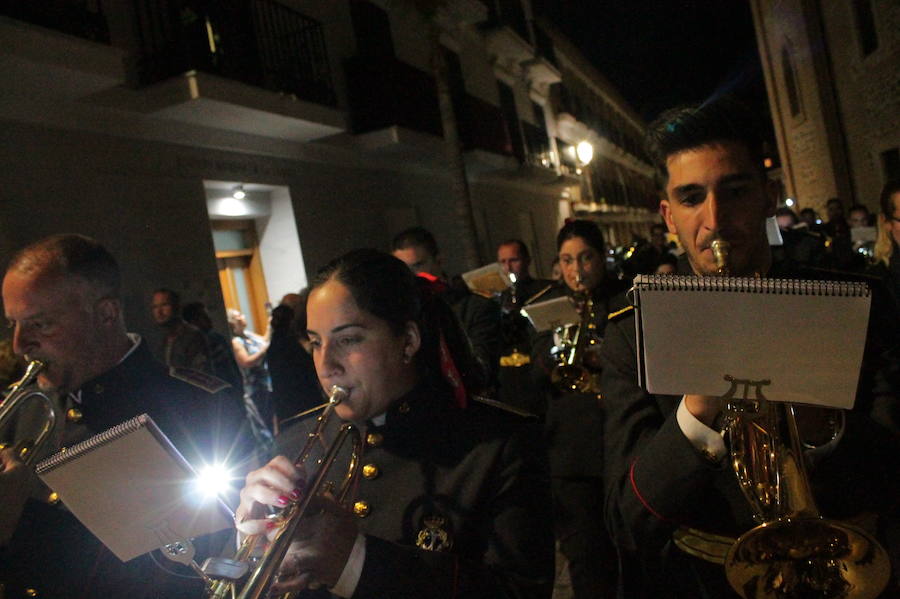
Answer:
311;249;485;395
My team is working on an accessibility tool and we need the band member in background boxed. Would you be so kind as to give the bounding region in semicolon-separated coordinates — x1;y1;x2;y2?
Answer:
391;227;500;390
235;249;553;599
600;96;900;598
531;220;628;598
0;234;250;599
150;288;211;373
496;239;553;414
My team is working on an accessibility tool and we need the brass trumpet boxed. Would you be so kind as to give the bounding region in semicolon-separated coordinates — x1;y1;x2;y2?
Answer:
202;384;362;599
0;360;57;465
711;239;890;598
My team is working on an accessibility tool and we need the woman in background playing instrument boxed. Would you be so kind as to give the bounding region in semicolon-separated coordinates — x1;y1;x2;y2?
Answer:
532;219;629;598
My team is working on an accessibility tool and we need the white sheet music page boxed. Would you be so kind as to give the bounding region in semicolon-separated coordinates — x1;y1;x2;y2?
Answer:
633;275;871;409
37;415;233;562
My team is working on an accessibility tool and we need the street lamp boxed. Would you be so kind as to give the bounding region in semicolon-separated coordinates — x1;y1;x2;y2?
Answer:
575;141;595;206
576;140;594;165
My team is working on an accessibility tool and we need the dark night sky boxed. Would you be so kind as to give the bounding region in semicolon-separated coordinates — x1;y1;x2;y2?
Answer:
535;0;769;125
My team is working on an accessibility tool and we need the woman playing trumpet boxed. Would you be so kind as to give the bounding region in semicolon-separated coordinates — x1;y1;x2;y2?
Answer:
233;249;553;598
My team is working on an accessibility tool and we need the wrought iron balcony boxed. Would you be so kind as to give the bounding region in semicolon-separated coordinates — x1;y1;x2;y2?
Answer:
134;0;336;107
1;1;110;44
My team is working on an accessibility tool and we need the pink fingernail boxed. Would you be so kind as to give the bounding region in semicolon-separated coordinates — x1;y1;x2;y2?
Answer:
266;520;277;530
276;495;290;506
289;488;301;500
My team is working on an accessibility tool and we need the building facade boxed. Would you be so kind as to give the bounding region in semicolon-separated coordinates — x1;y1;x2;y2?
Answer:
0;0;655;339
751;0;900;213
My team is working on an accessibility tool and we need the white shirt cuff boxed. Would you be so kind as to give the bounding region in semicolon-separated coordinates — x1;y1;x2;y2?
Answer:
330;533;366;598
677;397;727;462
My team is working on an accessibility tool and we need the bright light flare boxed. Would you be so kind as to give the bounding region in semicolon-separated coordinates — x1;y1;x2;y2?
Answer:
576;141;594;165
194;463;233;500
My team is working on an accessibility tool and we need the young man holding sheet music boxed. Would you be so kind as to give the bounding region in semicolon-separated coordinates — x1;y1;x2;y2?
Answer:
599;97;900;598
0;234;251;599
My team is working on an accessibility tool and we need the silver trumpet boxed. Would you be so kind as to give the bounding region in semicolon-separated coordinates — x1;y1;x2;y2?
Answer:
0;360;57;465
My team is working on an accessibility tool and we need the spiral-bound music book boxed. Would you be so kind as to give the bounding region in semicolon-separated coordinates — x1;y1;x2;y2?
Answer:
631;275;871;409
35;414;233;562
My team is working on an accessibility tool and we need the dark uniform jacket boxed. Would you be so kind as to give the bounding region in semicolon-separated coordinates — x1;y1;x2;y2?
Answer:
276;379;554;599
159;318;212;373
531;280;629;478
444;277;502;389
0;339;251;599
496;278;554;415
599;258;900;598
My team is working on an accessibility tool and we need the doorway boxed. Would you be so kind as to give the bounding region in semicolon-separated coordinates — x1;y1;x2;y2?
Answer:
212;220;270;335
205;181;307;335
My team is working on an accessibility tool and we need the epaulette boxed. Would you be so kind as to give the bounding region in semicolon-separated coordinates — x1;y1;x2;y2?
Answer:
168;367;231;394
607;305;635;321
523;283;558;307
470;395;537;419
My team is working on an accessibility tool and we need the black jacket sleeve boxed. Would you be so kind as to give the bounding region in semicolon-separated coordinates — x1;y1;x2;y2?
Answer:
599;317;727;556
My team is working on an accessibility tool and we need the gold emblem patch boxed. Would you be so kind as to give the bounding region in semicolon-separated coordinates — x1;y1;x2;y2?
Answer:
415;515;452;552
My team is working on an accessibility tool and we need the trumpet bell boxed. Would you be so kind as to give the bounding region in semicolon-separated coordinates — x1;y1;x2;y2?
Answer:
550;365;593;394
724;516;891;599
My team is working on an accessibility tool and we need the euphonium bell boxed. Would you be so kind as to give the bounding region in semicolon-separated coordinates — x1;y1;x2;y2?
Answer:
722;391;890;599
710;239;890;598
202;384;362;599
0;360;58;465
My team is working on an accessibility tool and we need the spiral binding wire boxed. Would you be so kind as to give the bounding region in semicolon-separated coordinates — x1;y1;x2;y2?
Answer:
35;413;151;475
635;274;870;297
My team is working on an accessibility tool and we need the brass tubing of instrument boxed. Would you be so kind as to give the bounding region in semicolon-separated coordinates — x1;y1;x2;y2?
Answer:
0;360;57;466
236;422;360;599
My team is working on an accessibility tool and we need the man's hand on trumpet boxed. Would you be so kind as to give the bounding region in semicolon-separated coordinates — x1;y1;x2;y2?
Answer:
234;455;358;594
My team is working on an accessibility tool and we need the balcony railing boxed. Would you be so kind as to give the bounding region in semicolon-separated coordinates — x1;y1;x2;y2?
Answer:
345;55;442;136
457;94;511;156
133;0;336;106
522;121;551;167
1;1;110;43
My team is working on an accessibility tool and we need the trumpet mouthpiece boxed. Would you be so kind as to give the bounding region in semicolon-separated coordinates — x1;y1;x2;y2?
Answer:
329;385;349;405
711;239;730;273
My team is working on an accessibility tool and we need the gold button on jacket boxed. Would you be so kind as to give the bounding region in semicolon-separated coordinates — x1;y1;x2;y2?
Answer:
353;500;370;517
